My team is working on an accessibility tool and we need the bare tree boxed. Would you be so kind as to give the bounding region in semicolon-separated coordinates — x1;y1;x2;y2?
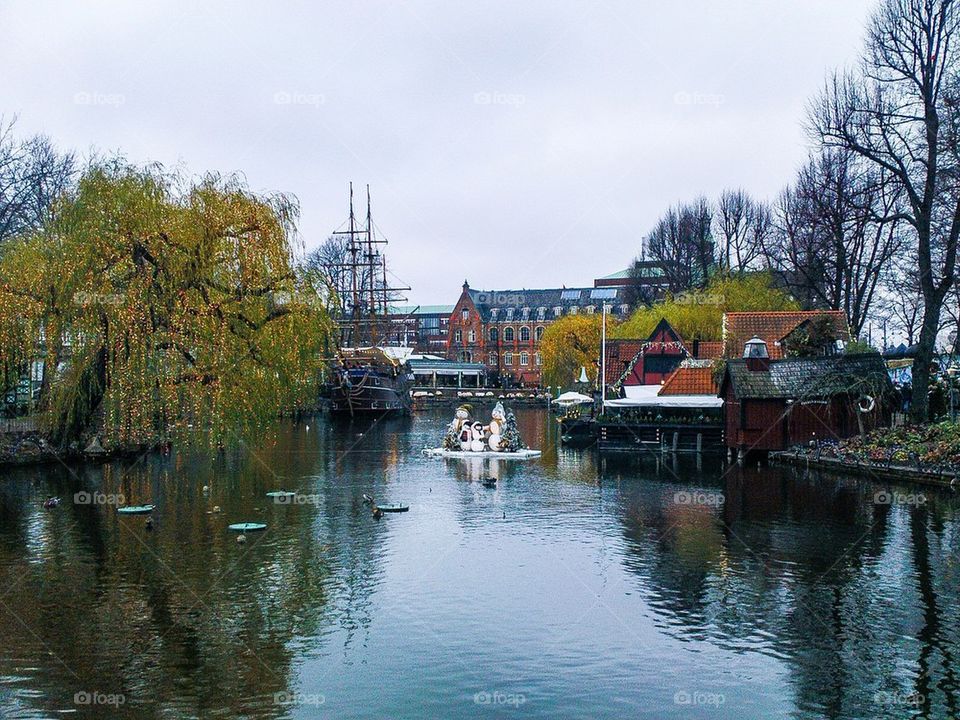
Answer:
810;0;960;421
644;196;714;292
766;149;902;337
715;188;771;273
0;118;74;243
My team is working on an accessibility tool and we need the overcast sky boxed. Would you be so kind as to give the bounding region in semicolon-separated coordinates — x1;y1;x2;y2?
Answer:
2;0;876;304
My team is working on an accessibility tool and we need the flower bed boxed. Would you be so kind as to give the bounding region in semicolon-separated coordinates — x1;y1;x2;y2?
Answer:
800;421;960;473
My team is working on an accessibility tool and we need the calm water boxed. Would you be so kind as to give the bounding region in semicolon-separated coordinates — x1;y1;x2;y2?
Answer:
1;408;959;719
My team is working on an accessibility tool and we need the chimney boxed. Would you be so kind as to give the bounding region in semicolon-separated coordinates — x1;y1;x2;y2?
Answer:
743;336;770;371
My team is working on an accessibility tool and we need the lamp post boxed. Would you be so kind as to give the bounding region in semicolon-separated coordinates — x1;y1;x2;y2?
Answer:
949;367;958;422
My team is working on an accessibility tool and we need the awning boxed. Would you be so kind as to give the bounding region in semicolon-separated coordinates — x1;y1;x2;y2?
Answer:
555;391;593;406
605;384;723;409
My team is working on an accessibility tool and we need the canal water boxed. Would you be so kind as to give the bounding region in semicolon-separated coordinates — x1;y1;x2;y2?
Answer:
0;408;959;719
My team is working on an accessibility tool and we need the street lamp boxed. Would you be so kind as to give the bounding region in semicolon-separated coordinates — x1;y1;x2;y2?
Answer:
948;366;959;422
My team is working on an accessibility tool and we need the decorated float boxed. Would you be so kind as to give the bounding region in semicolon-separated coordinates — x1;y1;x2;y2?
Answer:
423;402;542;459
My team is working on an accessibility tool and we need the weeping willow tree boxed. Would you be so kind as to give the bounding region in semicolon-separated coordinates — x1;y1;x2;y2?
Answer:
0;160;334;449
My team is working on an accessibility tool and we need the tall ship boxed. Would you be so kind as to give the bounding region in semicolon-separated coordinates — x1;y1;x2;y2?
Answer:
327;184;414;415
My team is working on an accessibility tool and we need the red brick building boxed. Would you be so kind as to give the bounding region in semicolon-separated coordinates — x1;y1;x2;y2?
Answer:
447;281;630;386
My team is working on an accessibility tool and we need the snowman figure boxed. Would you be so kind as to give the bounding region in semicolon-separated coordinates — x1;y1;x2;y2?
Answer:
443;404;472;451
470;422;485;452
487;402;506;451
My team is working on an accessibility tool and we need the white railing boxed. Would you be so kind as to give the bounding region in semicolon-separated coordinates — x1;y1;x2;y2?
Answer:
0;417;39;433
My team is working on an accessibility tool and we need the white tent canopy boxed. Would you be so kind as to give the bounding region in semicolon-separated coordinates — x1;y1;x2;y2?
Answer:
604;384;723;409
555;391;594;406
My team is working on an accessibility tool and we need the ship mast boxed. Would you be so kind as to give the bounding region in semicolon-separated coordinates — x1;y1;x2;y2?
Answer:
331;183;409;348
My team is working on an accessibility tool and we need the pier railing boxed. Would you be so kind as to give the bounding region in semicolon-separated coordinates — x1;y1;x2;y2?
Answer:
0;416;39;434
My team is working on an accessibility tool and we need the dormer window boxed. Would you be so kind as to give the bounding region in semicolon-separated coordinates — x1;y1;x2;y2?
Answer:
537;307;546;320
553;306;562;317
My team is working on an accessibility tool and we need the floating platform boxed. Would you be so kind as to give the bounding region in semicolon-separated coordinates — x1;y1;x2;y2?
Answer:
117;504;155;515
228;522;267;532
423;448;541;460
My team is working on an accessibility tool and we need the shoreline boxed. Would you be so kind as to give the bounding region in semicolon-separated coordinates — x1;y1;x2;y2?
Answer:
771;449;958;488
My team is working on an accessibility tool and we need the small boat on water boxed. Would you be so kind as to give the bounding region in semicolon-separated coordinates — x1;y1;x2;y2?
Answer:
376;504;409;513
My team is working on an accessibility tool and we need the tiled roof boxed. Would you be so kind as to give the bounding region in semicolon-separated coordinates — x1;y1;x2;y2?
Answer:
722;353;892;400
693;341;723;359
723;311;850;359
603;339;645;386
658;366;717;396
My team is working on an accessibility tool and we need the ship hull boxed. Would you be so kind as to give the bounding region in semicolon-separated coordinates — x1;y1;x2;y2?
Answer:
328;360;413;415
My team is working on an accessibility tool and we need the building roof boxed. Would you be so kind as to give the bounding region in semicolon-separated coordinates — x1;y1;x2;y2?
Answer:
389;304;455;316
603;339;645;386
723;311;850;359
598;269;630;280
721;353;892;401
658;366;718;396
409;358;486;373
693;341;724;359
466;286;626;322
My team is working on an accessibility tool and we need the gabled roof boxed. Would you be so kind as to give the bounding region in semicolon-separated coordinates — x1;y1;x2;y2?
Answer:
721;353;892;401
603;339;645;386
658;366;717;396
723;311;850;359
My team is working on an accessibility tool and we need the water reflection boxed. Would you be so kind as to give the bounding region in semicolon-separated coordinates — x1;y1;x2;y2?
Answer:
0;410;958;719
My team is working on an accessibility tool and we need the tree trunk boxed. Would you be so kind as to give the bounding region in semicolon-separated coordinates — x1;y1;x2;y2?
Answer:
910;297;942;422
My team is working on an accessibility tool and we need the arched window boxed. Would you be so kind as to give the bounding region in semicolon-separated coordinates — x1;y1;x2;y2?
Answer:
535;326;544;341
535;352;542;366
489;327;498;342
520;352;529;366
460;351;472;362
488;352;497;366
520;326;531;341
503;352;513;366
454;329;462;343
468;330;476;343
504;327;515;342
